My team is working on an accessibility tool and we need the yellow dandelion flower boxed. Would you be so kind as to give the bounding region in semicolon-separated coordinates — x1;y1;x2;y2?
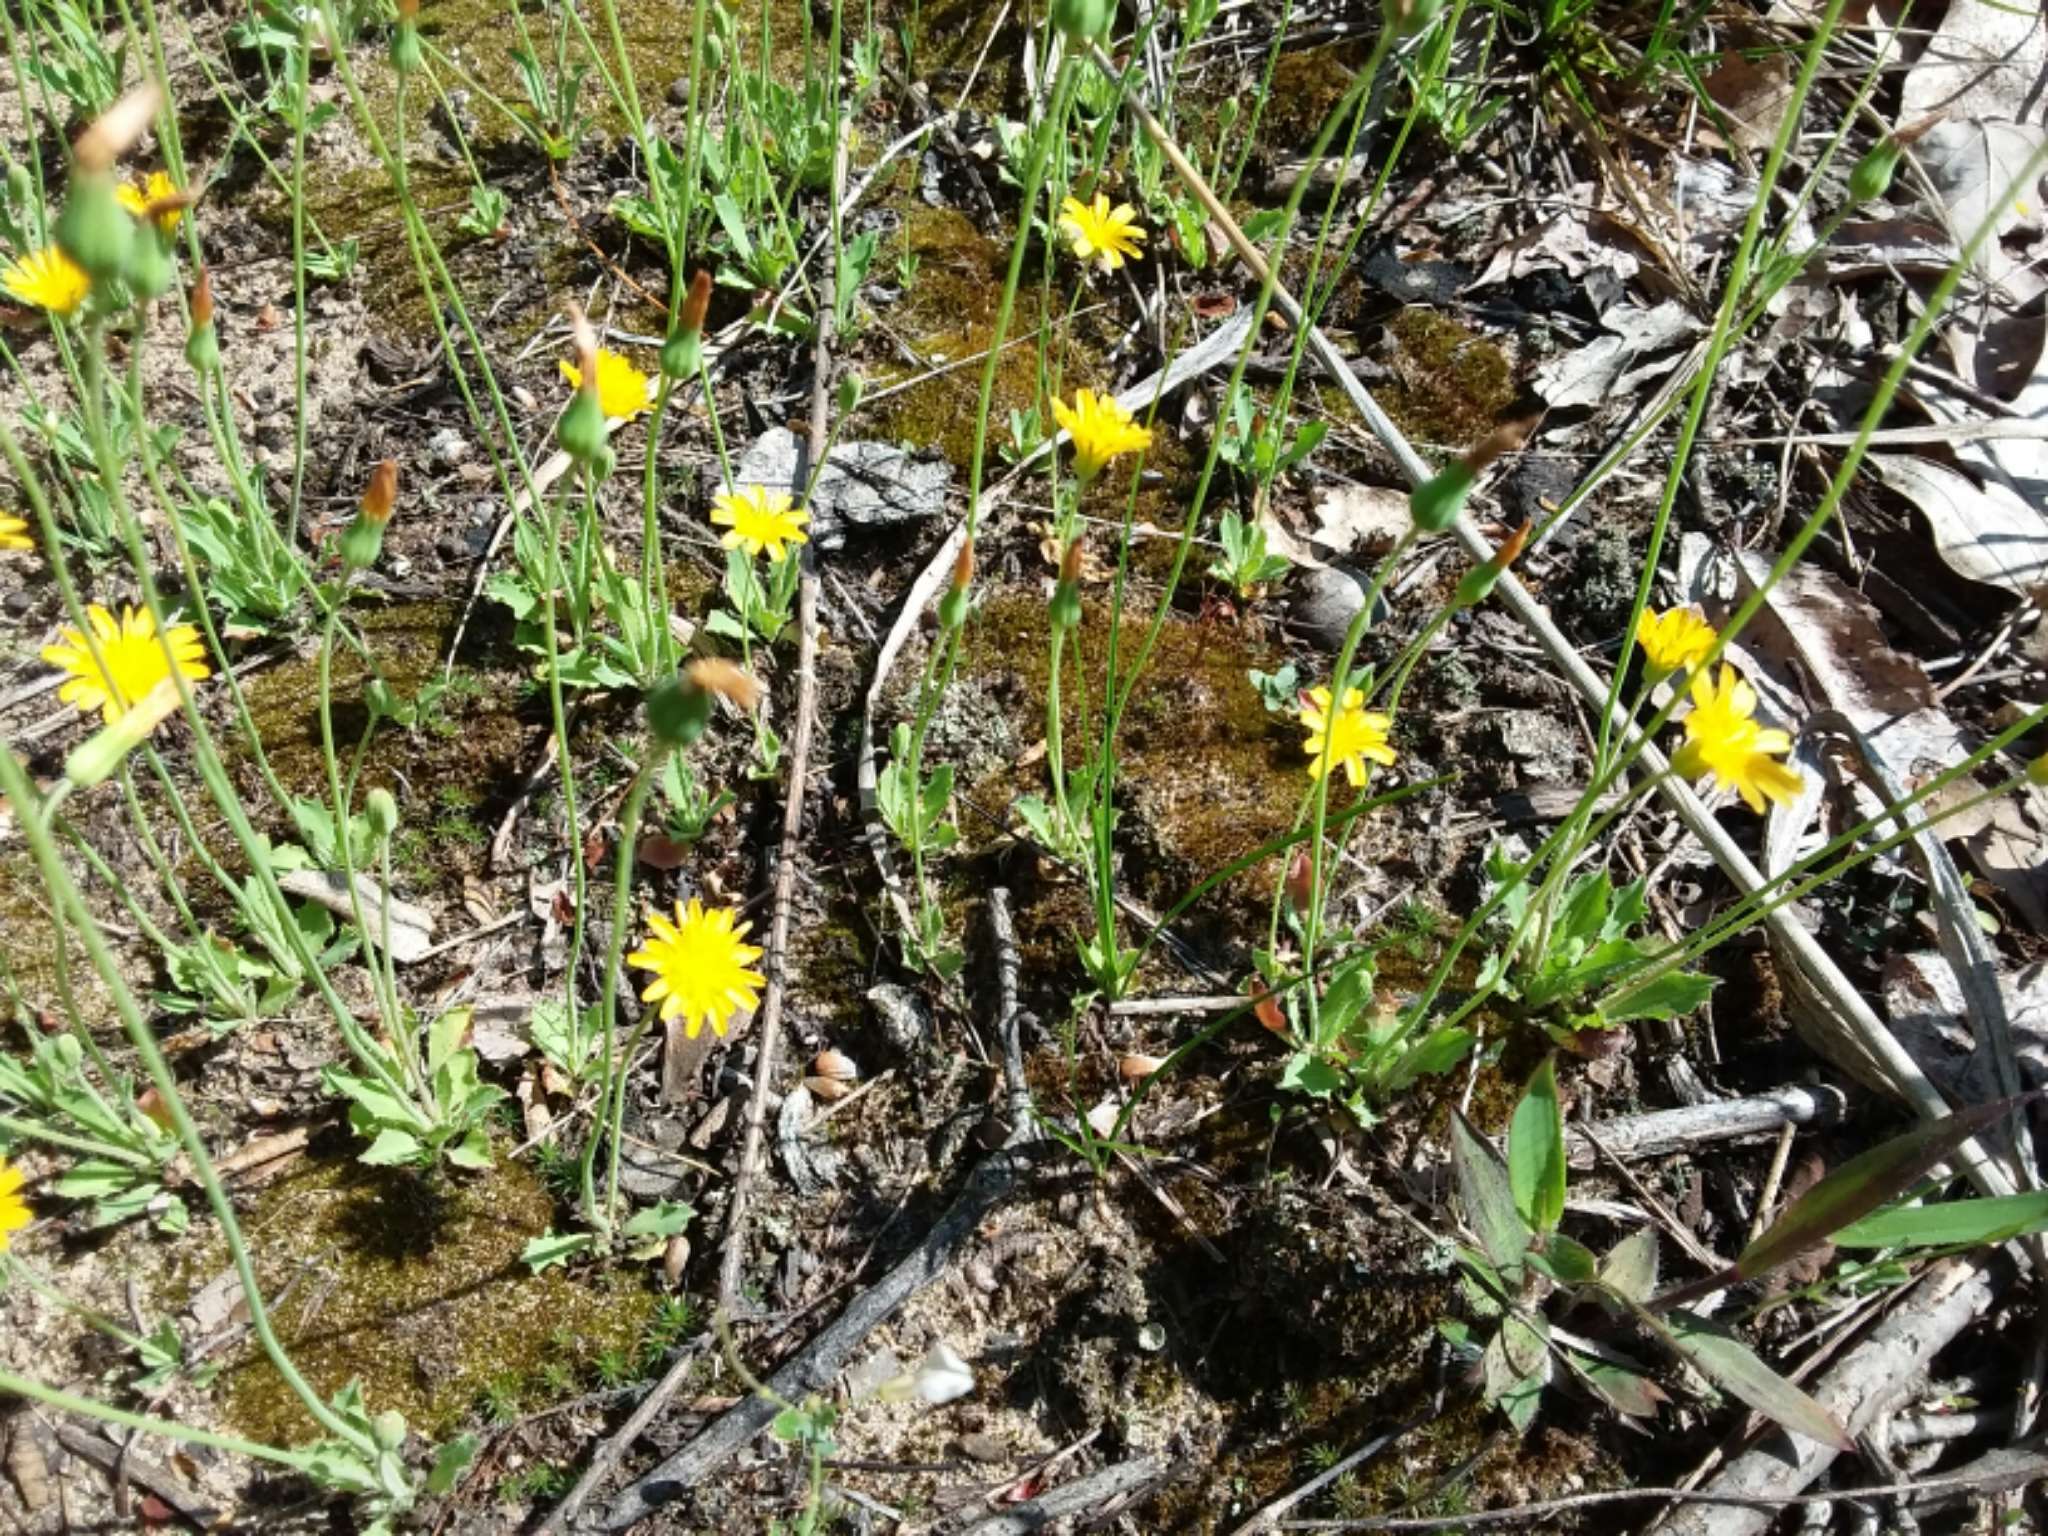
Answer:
1050;388;1152;484
1672;664;1803;814
627;897;767;1039
1058;193;1146;273
558;347;653;420
710;485;810;562
0;514;33;553
1299;685;1396;787
0;1158;30;1253
2;246;90;315
41;603;210;726
115;170;183;233
1636;606;1717;682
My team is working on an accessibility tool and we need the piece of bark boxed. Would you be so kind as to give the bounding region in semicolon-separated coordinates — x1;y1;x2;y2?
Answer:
274;870;434;963
1564;1085;1848;1170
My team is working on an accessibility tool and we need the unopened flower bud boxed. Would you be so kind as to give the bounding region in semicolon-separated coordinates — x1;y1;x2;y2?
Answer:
365;787;399;839
185;269;218;369
647;658;757;750
1049;540;1085;629
1452;520;1531;608
340;458;398;571
938;538;973;630
369;1410;407;1453
660;269;712;378
1409;417;1532;534
127;234;172;298
64;679;181;789
57;173;135;285
1051;0;1114;44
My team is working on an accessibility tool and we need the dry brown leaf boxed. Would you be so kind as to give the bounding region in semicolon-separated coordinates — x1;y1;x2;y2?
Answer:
1702;49;1795;154
1900;0;2048;125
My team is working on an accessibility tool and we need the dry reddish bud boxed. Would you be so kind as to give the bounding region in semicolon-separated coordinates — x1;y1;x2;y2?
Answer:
680;268;712;333
1059;538;1084;585
361;459;399;525
1493;520;1531;572
75;81;164;173
1284;848;1314;915
566;301;599;386
397;0;420;17
686;656;760;712
1459;415;1537;478
951;537;975;592
189;267;214;329
1249;977;1286;1035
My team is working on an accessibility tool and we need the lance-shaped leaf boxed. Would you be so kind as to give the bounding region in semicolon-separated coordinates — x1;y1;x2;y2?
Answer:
1736;1095;2028;1283
1452;1110;1533;1277
1835;1188;2048;1251
1632;1302;1852;1451
1509;1057;1567;1236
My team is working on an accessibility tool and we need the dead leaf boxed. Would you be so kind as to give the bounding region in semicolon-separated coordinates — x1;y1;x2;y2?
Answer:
1702;49;1795;154
460;874;496;926
1913;119;2048;287
1534;300;1699;408
1730;553;1969;778
1900;0;2048;125
1302;482;1410;564
1965;785;2048;932
638;833;692;870
1868;452;2048;594
274;869;435;963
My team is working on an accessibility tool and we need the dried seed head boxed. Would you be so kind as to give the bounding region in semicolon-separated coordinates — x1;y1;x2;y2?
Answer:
685;656;760;711
1059;538;1085;585
567;301;600;388
951;537;975;593
74;81;163;173
189;266;214;330
680;268;713;334
1459;415;1536;479
1284;848;1314;915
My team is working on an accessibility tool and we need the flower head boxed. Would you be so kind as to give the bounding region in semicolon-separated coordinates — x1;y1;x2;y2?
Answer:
115;170;184;233
1059;193;1146;273
2;246;90;315
1673;664;1803;813
1050;389;1151;484
1299;685;1396;786
0;514;33;553
1636;606;1717;683
558;347;652;420
711;485;810;562
42;604;210;725
0;1159;29;1253
627;898;767;1039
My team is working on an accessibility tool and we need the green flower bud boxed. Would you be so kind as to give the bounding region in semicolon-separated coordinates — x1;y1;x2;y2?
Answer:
938;586;971;630
391;21;422;75
1051;0;1114;44
558;385;608;467
2028;755;2048;789
365;788;399;839
1049;578;1082;631
183;322;219;372
369;1410;407;1453
339;513;386;571
1848;138;1902;206
646;673;715;749
659;328;701;380
56;173;135;286
6;162;31;208
1408;459;1474;533
128;235;173;299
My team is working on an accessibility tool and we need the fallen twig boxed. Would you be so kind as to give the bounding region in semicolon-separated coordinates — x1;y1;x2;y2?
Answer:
953;1453;1168;1534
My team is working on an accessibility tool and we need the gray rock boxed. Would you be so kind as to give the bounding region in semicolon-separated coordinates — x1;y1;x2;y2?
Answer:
1495;709;1579;783
427;426;471;467
868;982;931;1056
722;427;951;550
1287;563;1387;651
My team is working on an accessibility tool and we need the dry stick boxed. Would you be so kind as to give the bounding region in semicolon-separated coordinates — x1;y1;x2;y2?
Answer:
714;274;834;1319
953;1453;1170;1534
1272;1447;2048;1531
1100;42;2024;1209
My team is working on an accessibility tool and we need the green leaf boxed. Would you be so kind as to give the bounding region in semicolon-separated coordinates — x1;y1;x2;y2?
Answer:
1452;1110;1533;1277
1566;1352;1667;1419
622;1200;696;1241
1645;1306;1851;1451
445;1127;493;1171
1736;1095;2028;1283
1382;1026;1474;1091
1508;1057;1566;1235
1555;869;1612;951
1834;1189;2048;1250
1534;1232;1597;1285
521;1230;594;1273
427;1434;479;1496
427;1007;472;1077
358;1127;423;1167
1278;1052;1342;1098
1603;969;1717;1024
1598;1228;1659;1304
